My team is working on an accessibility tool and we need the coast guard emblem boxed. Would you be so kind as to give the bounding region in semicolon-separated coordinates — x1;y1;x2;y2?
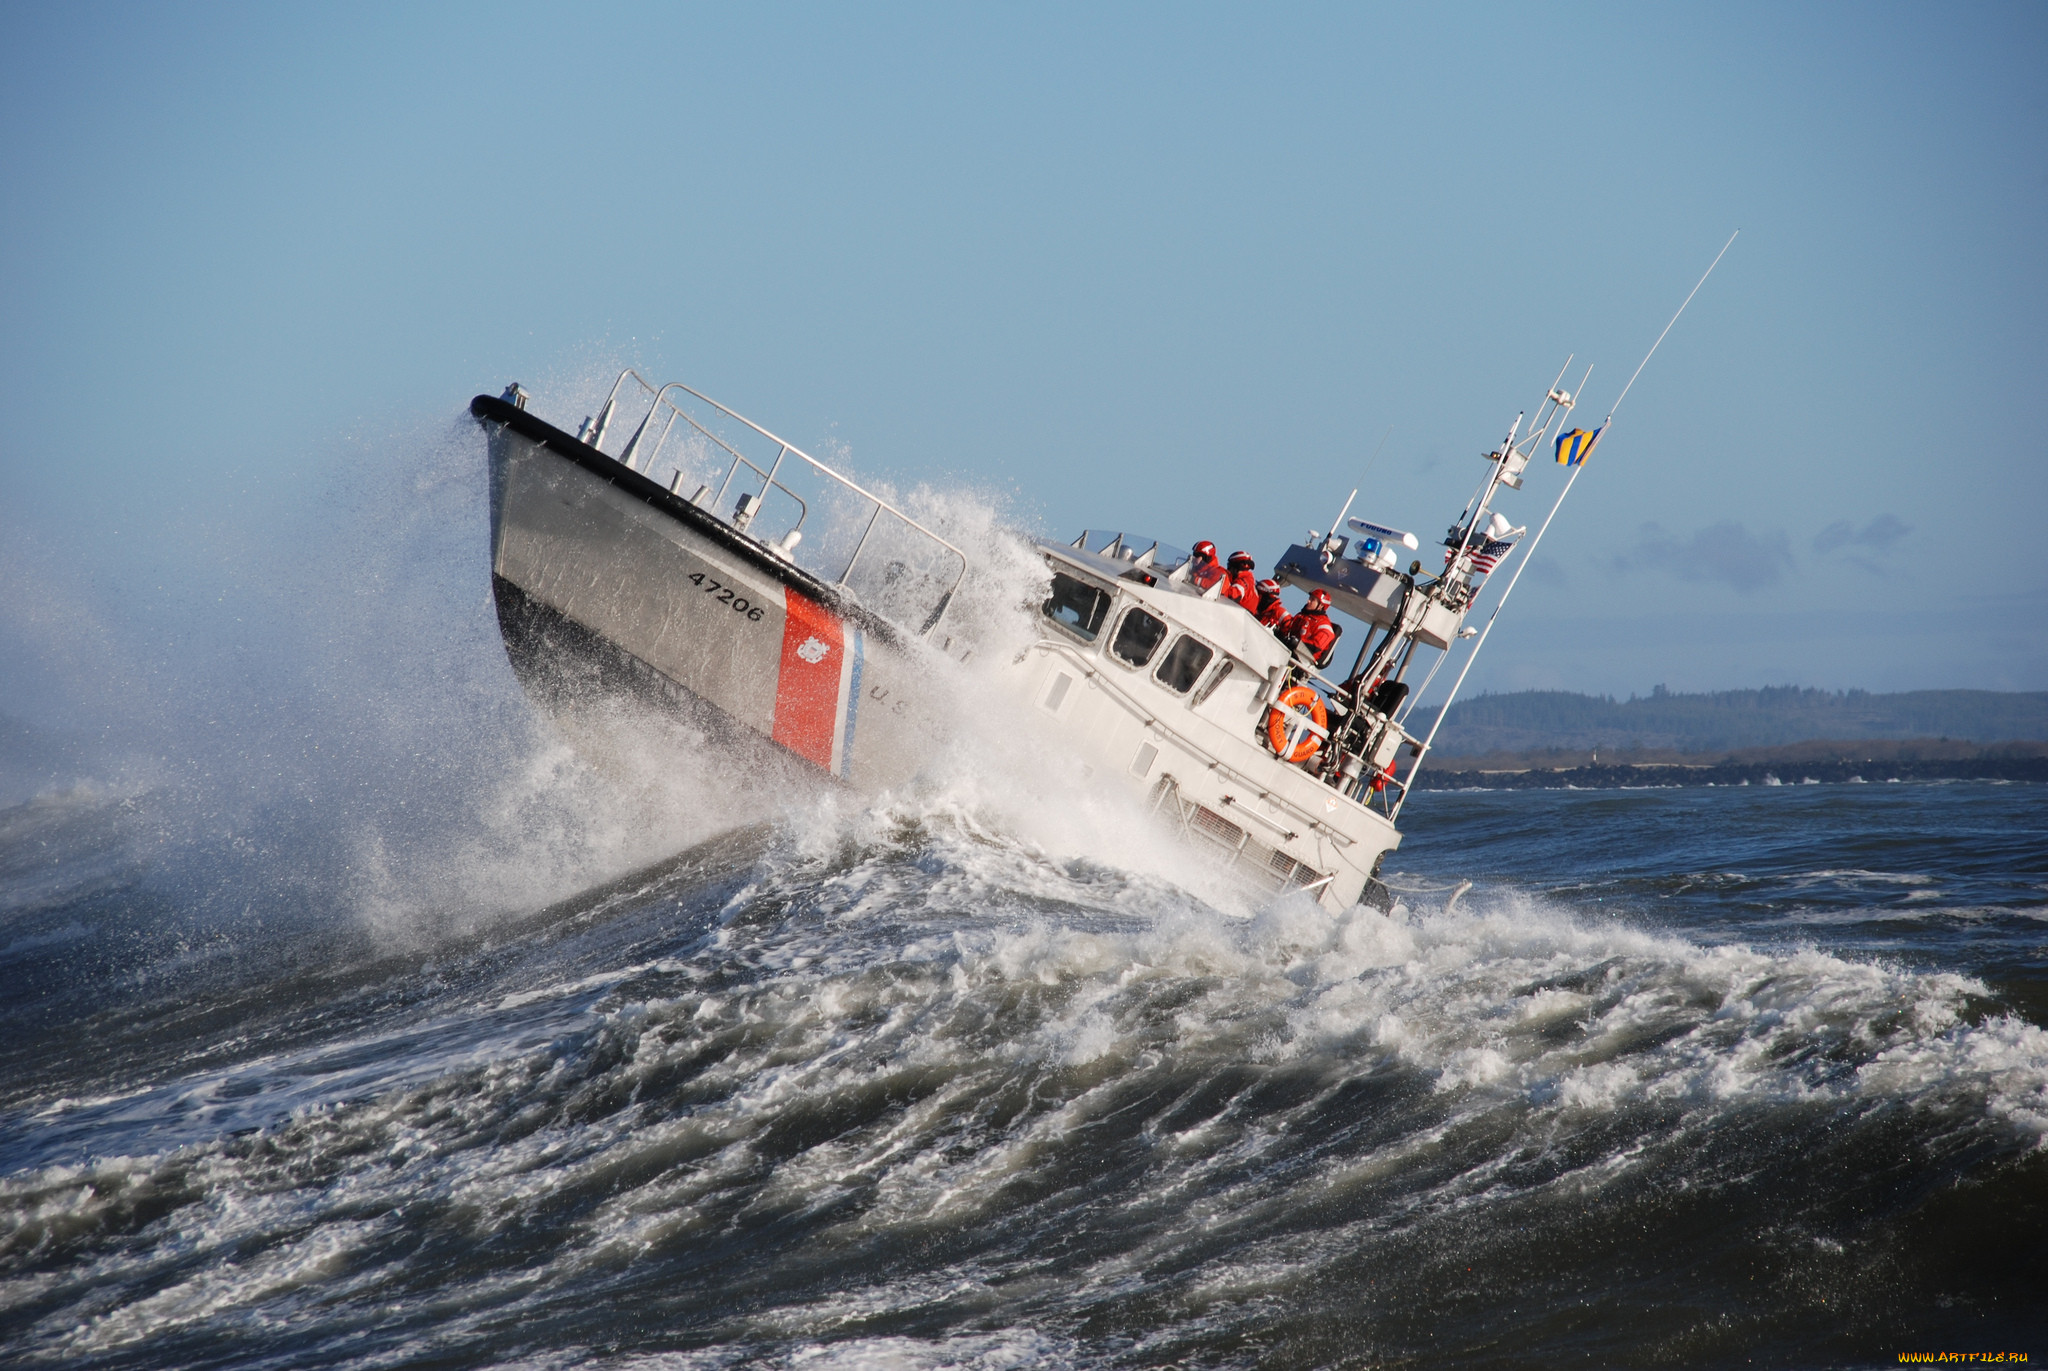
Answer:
796;636;832;665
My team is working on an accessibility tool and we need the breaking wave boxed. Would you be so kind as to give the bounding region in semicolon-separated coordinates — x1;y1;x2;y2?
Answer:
5;786;2046;1367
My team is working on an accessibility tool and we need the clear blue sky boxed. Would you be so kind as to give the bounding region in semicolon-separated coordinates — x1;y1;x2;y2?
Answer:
3;1;2044;722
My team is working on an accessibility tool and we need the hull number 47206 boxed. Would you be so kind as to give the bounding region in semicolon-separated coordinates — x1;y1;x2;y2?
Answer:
687;571;766;621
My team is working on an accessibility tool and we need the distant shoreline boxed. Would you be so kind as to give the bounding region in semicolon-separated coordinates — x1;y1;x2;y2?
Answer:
1412;739;2048;790
1415;687;2048;760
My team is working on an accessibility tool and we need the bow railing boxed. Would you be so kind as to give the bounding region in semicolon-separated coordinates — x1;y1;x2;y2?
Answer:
584;369;967;636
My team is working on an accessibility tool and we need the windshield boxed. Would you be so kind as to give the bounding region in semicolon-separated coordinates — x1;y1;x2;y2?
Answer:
1043;573;1111;640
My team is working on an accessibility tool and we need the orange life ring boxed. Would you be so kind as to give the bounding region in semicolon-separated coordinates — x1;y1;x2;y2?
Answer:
1265;685;1327;764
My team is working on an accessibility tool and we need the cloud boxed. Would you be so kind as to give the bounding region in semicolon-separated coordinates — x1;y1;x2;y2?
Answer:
1612;520;1794;592
1813;513;1910;555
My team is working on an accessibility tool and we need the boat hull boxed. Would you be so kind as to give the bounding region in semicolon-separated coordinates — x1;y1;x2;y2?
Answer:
478;395;940;792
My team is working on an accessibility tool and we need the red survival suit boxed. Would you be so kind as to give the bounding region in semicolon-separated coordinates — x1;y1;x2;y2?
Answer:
1278;588;1340;666
1188;540;1226;591
1252;578;1289;626
1222;551;1258;609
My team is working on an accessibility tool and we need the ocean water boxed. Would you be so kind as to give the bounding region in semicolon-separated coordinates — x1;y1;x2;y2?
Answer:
3;771;2044;1369
2;403;2044;1368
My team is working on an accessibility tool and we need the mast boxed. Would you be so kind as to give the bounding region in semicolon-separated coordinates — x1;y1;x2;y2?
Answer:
1392;231;1739;819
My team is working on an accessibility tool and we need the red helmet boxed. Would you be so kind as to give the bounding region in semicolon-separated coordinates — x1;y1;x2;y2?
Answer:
1306;588;1332;611
1227;550;1255;572
1192;540;1217;561
1255;578;1280;596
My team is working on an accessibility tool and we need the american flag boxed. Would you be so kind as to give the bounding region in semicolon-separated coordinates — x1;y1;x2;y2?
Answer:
1444;536;1519;574
1470;536;1517;573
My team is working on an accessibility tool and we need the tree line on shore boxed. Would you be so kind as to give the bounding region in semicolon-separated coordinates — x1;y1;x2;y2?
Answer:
1417;686;2048;757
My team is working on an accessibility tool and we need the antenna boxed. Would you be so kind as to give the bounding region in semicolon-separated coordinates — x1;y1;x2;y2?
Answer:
1396;233;1739;818
1603;229;1739;430
1533;355;1574;436
1533;360;1592;449
1319;427;1396;554
1358;424;1394;489
1330;488;1359;539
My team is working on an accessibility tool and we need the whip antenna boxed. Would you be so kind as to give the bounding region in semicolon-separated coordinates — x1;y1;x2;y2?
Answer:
1398;233;1738;810
1360;423;1393;482
1606;229;1739;427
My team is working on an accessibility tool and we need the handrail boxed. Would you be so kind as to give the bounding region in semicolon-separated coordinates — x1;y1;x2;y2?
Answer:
1218;794;1298;840
590;369;658;452
592;370;968;637
634;385;812;534
646;380;961;567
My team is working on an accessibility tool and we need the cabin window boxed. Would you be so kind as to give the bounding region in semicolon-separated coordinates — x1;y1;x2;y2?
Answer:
1043;573;1111;640
1191;657;1234;707
1110;607;1169;667
1153;635;1214;694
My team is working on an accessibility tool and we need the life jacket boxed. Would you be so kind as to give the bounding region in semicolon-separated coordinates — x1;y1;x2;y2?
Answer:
1189;557;1225;590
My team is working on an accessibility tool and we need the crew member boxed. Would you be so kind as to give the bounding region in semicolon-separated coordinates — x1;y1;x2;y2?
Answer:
1278;588;1340;666
1224;551;1258;609
1188;540;1225;590
1251;578;1288;626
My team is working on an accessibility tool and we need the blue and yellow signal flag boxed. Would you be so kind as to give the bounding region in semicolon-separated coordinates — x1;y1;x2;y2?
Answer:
1555;427;1602;466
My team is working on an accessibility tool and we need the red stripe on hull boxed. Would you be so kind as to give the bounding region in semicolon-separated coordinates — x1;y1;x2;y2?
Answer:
773;590;844;771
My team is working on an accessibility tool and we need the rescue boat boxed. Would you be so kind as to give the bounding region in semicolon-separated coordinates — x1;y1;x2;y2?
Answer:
470;352;1615;914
